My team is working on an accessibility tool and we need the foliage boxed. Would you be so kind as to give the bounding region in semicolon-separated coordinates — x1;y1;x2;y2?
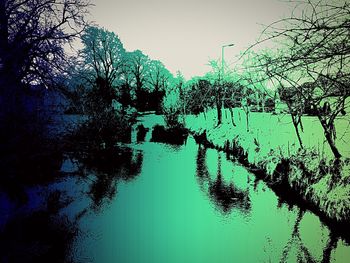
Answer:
162;105;182;129
162;99;183;129
65;74;136;151
184;78;214;115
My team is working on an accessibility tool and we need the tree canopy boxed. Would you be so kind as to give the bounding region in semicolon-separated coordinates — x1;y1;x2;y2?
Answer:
80;26;125;88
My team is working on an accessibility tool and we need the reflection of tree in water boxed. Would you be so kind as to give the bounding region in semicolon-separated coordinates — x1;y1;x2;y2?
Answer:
73;146;143;210
0;191;77;263
119;150;143;181
196;146;210;192
196;145;250;215
321;233;338;263
136;124;149;143
279;210;339;263
88;172;118;209
0;146;144;262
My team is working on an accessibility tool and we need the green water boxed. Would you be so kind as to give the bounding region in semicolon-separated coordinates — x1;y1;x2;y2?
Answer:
69;114;349;263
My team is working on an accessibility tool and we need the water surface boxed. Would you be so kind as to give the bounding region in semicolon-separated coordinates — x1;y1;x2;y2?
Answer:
59;114;350;263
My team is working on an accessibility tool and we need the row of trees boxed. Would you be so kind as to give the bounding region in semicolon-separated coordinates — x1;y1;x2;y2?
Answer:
173;60;276;131
69;26;174;114
167;0;349;159
0;0;181;152
1;0;347;160
0;0;176;133
62;26;183;148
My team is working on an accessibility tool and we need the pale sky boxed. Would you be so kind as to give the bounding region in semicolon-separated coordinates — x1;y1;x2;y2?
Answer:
90;0;294;79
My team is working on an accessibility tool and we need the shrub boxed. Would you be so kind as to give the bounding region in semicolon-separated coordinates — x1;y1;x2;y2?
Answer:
151;124;188;145
162;104;184;129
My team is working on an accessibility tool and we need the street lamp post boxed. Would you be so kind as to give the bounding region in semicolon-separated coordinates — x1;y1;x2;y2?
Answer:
221;43;234;77
217;43;234;126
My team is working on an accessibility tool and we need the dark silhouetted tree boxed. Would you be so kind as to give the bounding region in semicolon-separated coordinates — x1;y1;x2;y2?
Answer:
148;60;173;113
80;26;125;89
126;50;151;111
0;0;90;104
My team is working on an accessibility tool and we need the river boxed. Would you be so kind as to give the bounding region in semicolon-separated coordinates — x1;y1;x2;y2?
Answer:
41;114;350;262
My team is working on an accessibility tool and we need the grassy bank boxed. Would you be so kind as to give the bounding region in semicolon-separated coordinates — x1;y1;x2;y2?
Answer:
185;109;350;224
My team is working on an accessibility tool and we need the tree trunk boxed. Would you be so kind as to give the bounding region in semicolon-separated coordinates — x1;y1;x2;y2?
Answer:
324;130;341;158
318;116;342;159
291;114;304;149
245;109;249;132
216;99;222;126
216;85;222;126
228;107;236;126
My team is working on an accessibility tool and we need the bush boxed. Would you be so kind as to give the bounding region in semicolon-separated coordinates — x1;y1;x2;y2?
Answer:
65;109;132;152
66;77;137;150
151;124;188;145
162;104;184;129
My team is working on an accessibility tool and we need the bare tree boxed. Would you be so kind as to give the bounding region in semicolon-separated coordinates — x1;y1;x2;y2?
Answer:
0;0;91;135
0;0;90;90
243;0;350;158
80;26;125;89
148;60;172;92
0;0;91;183
147;60;173;113
126;50;151;111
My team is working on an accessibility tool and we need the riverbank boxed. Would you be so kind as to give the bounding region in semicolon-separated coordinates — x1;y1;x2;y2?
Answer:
185;109;350;226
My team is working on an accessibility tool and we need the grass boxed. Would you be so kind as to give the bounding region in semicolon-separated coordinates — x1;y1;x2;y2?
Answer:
185;108;350;223
186;108;350;160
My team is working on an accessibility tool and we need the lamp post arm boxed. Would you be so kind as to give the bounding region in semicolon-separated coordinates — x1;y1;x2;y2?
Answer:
222;46;225;77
